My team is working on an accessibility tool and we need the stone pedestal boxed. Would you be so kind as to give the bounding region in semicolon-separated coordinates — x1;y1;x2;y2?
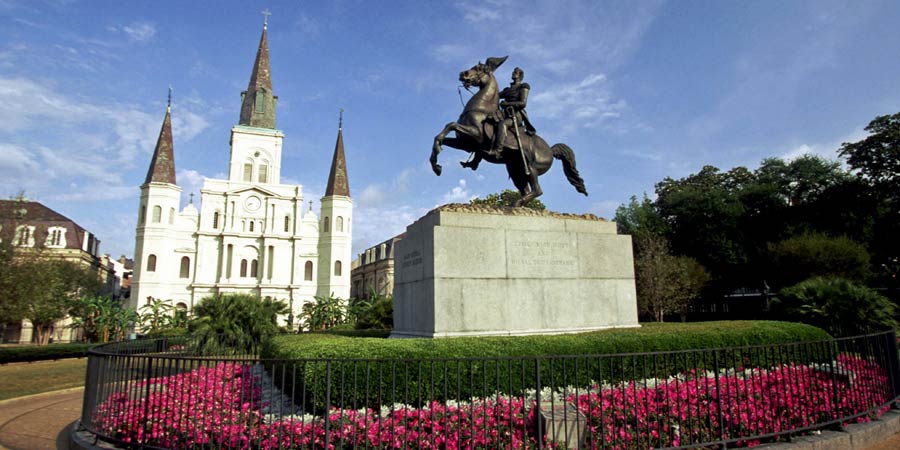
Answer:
391;205;639;338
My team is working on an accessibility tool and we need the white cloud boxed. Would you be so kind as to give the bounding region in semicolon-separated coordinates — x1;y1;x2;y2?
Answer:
121;22;157;43
177;169;207;203
531;73;626;129
441;178;474;203
0;143;39;172
359;183;387;206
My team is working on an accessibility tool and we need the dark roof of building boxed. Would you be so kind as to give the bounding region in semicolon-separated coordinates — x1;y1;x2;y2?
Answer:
325;126;350;197
144;105;177;185
0;200;93;251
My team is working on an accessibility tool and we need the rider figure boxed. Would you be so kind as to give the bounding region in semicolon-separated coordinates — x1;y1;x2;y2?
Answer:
487;67;536;158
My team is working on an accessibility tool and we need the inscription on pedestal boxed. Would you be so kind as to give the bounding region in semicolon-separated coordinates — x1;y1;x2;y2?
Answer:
401;250;422;268
507;235;577;277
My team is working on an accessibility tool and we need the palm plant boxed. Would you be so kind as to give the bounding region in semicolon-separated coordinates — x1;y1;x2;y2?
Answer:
139;298;175;334
189;293;287;353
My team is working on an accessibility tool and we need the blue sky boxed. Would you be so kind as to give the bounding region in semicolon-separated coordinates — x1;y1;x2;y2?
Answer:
1;0;899;260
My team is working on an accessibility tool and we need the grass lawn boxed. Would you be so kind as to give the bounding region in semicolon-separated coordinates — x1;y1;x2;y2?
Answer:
0;358;86;401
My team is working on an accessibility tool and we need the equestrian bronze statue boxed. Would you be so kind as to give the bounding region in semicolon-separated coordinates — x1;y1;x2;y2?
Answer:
430;56;588;207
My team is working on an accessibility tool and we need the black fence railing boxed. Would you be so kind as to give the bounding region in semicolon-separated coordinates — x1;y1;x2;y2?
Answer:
79;330;900;449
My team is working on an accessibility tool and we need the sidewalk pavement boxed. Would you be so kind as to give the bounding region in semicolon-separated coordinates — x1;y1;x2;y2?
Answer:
0;388;82;450
0;387;898;450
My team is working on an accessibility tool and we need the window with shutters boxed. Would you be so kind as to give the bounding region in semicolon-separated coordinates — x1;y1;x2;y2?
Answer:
152;205;162;223
147;255;157;272
334;260;342;277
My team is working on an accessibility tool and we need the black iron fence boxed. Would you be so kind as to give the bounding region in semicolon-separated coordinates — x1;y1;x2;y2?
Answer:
80;330;900;449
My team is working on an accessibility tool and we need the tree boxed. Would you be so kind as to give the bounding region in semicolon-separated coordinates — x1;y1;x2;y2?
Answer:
839;112;900;285
633;234;710;321
767;233;870;289
189;293;287;348
69;295;138;343
139;298;175;334
7;257;100;344
839;112;900;187
773;277;898;337
299;295;348;331
613;193;668;240
469;189;546;210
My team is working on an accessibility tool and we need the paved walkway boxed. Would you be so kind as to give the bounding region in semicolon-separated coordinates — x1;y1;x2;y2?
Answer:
0;388;82;450
0;388;898;450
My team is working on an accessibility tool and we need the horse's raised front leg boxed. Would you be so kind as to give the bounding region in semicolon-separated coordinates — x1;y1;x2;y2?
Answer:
431;122;457;176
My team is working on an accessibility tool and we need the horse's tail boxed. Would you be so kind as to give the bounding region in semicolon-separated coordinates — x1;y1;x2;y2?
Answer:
551;143;588;196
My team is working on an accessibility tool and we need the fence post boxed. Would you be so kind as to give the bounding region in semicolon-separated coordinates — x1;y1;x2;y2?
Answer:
713;350;725;443
885;328;900;409
325;361;332;447
535;358;543;448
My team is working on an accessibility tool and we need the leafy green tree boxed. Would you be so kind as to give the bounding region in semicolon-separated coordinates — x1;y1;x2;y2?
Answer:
354;290;394;330
69;295;137;343
654;165;749;286
7;257;100;345
139;298;175;334
613;193;668;240
299;295;348;331
189;294;287;348
839;112;900;284
634;234;710;322
767;233;870;289
839;112;900;187
469;189;546;210
773;277;898;336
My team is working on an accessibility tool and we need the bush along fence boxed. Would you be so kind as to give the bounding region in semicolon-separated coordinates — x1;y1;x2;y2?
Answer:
79;330;900;449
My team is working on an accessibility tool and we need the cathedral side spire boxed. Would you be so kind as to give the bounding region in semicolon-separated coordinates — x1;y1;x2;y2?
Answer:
239;14;277;129
145;92;176;185
325;111;350;197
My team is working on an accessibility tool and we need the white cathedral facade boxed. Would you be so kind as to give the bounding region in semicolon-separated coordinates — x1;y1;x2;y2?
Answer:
129;22;353;320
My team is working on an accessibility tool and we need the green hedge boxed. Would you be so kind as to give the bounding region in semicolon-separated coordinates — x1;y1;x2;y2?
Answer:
261;321;832;412
0;343;96;364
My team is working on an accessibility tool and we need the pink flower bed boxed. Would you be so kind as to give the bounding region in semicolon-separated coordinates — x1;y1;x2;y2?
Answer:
93;355;892;449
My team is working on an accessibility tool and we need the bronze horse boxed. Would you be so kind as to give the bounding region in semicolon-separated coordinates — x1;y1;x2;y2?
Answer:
430;56;588;206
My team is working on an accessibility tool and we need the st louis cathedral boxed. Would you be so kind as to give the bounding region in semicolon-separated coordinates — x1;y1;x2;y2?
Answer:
129;20;353;317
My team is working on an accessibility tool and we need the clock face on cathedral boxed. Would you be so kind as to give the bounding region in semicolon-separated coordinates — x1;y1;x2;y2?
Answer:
244;195;262;212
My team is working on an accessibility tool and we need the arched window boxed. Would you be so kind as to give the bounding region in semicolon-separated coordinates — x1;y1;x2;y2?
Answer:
284;215;290;233
250;259;259;278
334;260;342;277
169;207;175;224
323;217;330;232
213;211;219;229
147;255;157;272
249;221;255;232
304;261;313;281
152;205;162;223
140;205;146;224
336;216;344;232
243;163;253;182
258;164;268;183
240;259;248;277
255;92;265;112
179;256;190;278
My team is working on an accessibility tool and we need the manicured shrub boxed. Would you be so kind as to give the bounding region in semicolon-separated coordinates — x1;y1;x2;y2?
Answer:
767;233;870;288
261;321;831;411
0;342;96;363
773;276;899;336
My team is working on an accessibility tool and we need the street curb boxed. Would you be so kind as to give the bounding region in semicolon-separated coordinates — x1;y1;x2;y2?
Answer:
757;409;900;450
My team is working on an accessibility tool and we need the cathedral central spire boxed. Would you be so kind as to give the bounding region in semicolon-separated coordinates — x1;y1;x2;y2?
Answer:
239;15;277;129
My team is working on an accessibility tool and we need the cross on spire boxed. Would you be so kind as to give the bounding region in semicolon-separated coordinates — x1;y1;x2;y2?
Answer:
167;85;172;111
189;192;194;204
308;200;313;212
261;8;271;29
339;108;344;129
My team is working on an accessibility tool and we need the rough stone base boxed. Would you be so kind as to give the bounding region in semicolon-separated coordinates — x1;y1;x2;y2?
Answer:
391;205;639;338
